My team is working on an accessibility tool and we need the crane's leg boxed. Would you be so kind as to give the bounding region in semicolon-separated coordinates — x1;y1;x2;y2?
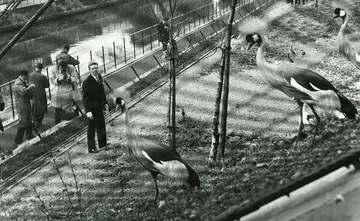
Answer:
151;172;159;205
294;102;306;148
308;105;320;148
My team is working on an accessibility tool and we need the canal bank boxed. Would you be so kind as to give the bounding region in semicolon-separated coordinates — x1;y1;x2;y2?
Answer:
0;0;269;161
0;0;212;84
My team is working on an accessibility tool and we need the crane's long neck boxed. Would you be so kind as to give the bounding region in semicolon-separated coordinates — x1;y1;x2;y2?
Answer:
255;35;284;86
122;108;137;150
339;15;349;39
256;35;267;69
256;35;273;75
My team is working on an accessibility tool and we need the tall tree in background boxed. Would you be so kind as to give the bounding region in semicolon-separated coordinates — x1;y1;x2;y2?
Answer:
209;0;238;162
147;0;192;151
209;48;225;162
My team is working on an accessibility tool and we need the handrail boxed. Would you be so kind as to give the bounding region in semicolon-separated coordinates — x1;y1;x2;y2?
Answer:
0;0;266;125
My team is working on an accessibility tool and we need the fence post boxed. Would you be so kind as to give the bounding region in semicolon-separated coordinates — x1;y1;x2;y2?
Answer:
46;68;51;100
141;30;145;55
216;2;218;18
183;21;186;35
123;37;127;64
132;35;136;59
102;46;106;74
90;50;93;61
113;41;117;69
9;82;15;119
76;55;80;75
152;55;162;67
203;6;206;24
150;27;152;51
131;66;140;80
188;16;190;32
220;1;222;16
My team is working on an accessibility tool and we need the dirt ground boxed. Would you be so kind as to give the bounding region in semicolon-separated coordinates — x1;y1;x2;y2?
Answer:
1;1;360;220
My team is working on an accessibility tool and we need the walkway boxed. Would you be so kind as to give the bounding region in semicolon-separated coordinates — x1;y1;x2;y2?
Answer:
0;0;272;158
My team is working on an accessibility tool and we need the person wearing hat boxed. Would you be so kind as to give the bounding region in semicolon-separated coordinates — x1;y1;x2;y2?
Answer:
158;17;170;62
51;59;78;125
13;69;36;146
0;93;4;132
0;93;4;150
82;61;108;153
29;63;50;128
55;44;80;68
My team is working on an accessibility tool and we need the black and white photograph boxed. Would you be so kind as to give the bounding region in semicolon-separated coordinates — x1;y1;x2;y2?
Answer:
0;0;360;220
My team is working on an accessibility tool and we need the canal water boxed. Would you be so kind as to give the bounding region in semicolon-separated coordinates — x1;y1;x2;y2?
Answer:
0;0;212;85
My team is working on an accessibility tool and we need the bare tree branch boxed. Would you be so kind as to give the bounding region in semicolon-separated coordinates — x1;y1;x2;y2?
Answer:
34;187;52;221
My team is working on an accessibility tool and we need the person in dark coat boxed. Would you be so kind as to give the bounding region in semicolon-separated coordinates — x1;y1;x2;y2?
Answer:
0;93;4;132
13;70;36;146
158;17;170;62
55;44;80;67
29;63;50;128
82;61;108;153
158;17;170;50
0;93;4;150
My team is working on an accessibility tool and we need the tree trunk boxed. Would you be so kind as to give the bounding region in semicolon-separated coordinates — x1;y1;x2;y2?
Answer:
170;51;176;151
168;2;177;151
219;0;237;160
168;63;172;143
209;49;226;162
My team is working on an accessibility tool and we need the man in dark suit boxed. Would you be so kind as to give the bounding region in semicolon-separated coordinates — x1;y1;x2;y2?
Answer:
82;61;108;153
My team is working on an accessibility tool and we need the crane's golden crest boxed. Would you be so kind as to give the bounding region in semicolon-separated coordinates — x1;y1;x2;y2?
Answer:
238;17;268;35
111;87;131;102
333;0;353;15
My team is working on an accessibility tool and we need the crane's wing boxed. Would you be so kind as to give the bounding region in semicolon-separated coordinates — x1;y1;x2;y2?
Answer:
134;137;194;180
284;68;338;92
339;38;360;69
135;137;182;163
272;78;314;101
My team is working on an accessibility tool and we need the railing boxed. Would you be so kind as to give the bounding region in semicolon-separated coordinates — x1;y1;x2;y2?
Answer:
0;0;274;127
0;0;48;10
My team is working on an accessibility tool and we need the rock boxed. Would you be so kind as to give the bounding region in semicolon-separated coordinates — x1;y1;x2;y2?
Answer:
291;171;301;179
242;173;250;182
229;136;241;142
256;163;269;168
335;194;344;203
277;140;287;148
158;200;166;208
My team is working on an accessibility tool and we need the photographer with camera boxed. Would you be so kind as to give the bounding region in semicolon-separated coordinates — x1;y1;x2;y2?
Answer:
51;59;78;125
13;70;36;146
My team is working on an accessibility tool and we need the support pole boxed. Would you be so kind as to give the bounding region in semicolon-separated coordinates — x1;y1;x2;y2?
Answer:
0;0;56;61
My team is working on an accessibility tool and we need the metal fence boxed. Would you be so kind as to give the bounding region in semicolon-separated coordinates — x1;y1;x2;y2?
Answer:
0;0;275;126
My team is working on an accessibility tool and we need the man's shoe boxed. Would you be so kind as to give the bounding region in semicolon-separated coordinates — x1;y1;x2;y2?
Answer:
99;143;111;149
88;149;100;153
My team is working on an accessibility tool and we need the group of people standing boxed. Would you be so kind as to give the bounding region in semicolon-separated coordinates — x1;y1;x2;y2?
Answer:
1;44;109;154
10;44;80;147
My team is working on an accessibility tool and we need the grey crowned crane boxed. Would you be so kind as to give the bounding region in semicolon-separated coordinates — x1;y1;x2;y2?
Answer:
333;0;360;69
240;17;357;147
114;96;200;204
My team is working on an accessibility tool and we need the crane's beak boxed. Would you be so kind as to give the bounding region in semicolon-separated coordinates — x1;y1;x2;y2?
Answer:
333;15;339;19
248;42;255;50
